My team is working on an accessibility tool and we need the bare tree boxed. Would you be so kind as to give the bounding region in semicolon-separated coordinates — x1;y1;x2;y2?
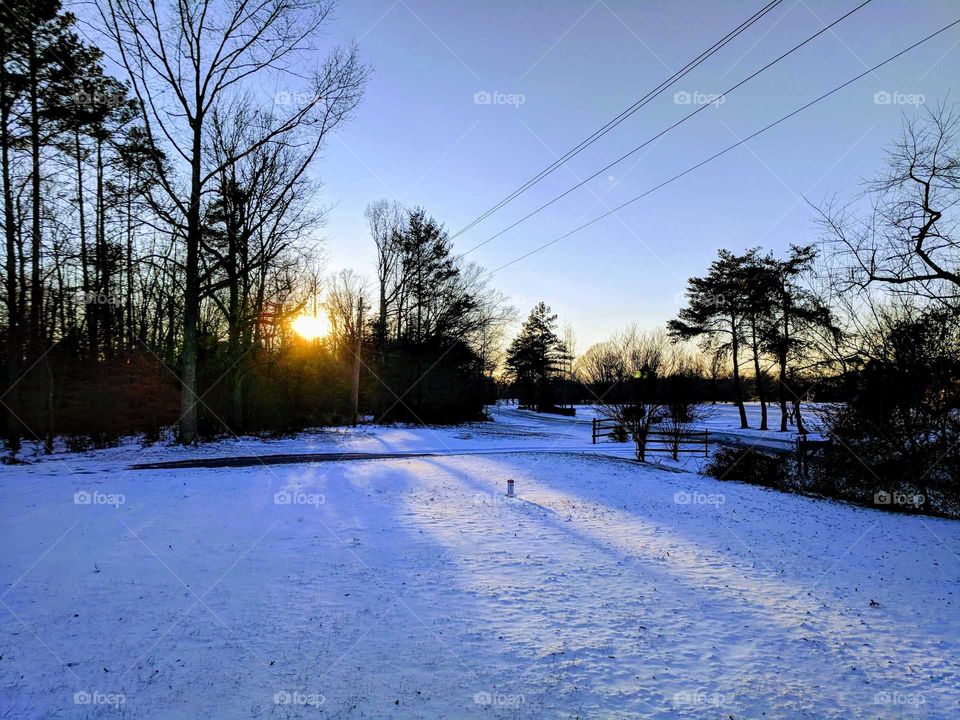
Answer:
366;199;404;342
323;268;368;355
99;0;367;441
202;100;325;428
584;327;670;462
819;103;960;305
575;340;624;389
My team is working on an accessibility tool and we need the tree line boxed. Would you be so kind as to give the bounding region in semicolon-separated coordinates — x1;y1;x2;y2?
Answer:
502;104;959;515
0;0;520;457
1;0;956;518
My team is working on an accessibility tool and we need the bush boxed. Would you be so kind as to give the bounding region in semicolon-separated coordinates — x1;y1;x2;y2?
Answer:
374;338;488;424
817;307;960;515
705;445;793;489
537;405;575;416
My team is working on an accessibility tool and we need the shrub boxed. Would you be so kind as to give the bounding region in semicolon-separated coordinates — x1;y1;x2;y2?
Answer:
705;445;793;489
818;307;960;515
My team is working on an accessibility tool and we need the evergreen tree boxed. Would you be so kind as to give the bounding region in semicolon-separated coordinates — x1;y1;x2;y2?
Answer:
739;248;778;430
668;250;750;428
1;0;121;452
505;302;567;409
762;244;837;432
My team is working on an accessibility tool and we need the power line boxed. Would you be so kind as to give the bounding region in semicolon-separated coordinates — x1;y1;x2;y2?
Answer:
483;17;960;277
463;0;874;257
448;0;786;241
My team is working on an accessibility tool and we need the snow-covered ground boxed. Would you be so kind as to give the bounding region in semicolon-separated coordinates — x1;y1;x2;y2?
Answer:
1;411;957;718
497;401;824;453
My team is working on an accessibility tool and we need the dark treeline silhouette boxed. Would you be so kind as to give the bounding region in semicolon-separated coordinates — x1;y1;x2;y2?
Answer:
366;203;512;423
0;0;956;518
0;0;372;453
501;105;959;515
504;302;571;413
668;245;836;434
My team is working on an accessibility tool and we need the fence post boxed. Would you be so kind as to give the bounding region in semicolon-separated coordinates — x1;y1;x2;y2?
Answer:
592;418;597;444
704;430;709;457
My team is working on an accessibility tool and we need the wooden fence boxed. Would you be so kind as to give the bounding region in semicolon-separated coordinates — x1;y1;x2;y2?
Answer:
591;418;709;456
796;436;831;478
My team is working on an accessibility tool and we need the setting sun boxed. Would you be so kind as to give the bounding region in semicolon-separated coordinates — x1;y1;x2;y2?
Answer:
291;314;330;340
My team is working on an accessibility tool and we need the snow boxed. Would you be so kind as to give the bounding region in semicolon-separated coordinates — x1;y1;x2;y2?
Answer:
1;410;957;718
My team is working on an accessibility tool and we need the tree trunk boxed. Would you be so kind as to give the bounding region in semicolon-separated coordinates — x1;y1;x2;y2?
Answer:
750;319;767;430
226;187;241;432
74;130;95;356
1;33;21;455
96;137;110;356
125;170;134;350
179;122;203;444
778;352;789;432
28;27;42;357
634;426;648;462
730;316;748;429
792;375;806;434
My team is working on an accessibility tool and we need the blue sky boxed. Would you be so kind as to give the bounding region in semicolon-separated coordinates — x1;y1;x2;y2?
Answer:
94;0;955;350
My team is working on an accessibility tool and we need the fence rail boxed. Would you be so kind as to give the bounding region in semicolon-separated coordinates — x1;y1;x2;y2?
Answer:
591;418;709;456
796;436;831;478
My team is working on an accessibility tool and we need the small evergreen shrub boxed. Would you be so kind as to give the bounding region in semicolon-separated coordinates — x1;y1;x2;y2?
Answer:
705;445;792;489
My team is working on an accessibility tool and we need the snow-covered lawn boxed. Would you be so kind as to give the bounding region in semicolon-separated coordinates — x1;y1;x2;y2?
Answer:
1;419;957;718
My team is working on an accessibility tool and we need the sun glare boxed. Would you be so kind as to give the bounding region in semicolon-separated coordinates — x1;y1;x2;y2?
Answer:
291;314;330;340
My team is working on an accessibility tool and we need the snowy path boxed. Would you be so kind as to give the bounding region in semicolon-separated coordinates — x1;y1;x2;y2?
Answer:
1;420;958;718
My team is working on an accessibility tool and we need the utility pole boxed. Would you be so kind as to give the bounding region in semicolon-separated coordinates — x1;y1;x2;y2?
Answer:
351;297;363;427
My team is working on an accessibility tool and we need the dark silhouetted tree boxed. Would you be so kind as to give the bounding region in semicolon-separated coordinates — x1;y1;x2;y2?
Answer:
505;302;567;410
669;250;749;428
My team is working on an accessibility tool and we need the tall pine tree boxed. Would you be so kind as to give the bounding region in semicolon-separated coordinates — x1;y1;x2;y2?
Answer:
505;302;568;410
668;250;750;428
